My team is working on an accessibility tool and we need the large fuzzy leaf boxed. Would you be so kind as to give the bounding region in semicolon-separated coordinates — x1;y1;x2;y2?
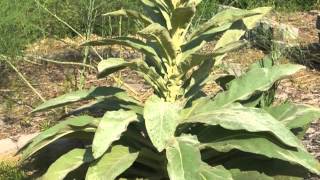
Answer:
33;87;125;112
182;104;302;149
83;37;163;70
144;95;181;152
103;9;153;25
213;7;271;65
184;23;232;50
86;145;139;180
229;169;273;180
20;116;98;160
97;58;140;78
199;163;233;180
92;110;138;159
212;64;304;108
171;6;196;45
65;97;143;117
265;102;320;129
184;59;214;98
139;23;178;60
166;135;202;180
178;41;206;72
199;127;320;175
225;156;310;179
190;7;262;38
42;148;92;180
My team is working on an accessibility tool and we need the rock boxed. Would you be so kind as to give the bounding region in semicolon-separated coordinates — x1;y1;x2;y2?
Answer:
278;23;299;45
0;119;5;128
17;133;39;149
309;10;320;15
0;138;18;154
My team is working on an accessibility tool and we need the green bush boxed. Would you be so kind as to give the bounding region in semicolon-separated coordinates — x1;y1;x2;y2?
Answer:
20;0;320;179
0;162;26;180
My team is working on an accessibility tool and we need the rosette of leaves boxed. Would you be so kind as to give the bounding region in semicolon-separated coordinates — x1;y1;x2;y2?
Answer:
20;0;320;179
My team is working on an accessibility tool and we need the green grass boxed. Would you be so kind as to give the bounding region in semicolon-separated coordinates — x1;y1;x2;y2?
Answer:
0;162;27;180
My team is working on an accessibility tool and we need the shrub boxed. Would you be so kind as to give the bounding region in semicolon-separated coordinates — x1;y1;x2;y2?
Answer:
20;0;320;179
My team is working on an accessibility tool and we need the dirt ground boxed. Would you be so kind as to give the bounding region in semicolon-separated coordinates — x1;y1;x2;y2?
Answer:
0;10;320;178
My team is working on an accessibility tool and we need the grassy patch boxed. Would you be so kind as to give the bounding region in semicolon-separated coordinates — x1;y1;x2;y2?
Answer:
0;162;27;180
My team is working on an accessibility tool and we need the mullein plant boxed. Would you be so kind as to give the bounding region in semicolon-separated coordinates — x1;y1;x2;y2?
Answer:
20;0;320;179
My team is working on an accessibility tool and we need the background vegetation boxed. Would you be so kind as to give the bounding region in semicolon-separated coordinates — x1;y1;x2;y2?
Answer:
0;0;319;57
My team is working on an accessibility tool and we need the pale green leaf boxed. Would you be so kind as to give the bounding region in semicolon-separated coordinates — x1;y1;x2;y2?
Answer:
229;169;273;180
212;65;304;108
92;110;138;159
86;145;139;180
226;156;309;179
103;9;153;24
199;127;320;175
214;7;272;64
199;164;233;180
182;104;302;149
190;8;261;40
20;116;98;160
139;23;178;60
83;37;163;70
166;135;201;180
97;58;139;78
265;102;320;129
43;149;92;180
33;87;125;112
144;95;181;152
171;6;196;45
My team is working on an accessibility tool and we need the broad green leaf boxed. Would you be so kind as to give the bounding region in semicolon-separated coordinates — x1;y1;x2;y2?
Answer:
97;58;139;78
139;23;178;60
180;40;246;80
184;23;232;50
190;8;261;40
92;110;138;159
42;148;92;180
178;41;206;71
214;7;272;50
86;145;139;180
141;0;167;27
144;95;181;152
229;169;273;180
33;87;125;112
134;60;167;95
214;7;272;64
199;163;233;180
265;102;320;129
184;59;214;97
225;156;309;179
171;7;196;32
171;6;196;45
166;135;202;180
212;65;304;108
83;37;163;70
103;9;153;25
182;104;302;149
199;127;320;175
20;116;98;160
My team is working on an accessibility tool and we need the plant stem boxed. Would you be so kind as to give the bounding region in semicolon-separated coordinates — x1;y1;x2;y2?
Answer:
25;56;96;70
0;56;46;102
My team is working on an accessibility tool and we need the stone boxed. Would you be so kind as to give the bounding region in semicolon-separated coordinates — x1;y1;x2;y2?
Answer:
17;133;39;149
0;138;18;154
278;23;299;44
0;119;5;128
